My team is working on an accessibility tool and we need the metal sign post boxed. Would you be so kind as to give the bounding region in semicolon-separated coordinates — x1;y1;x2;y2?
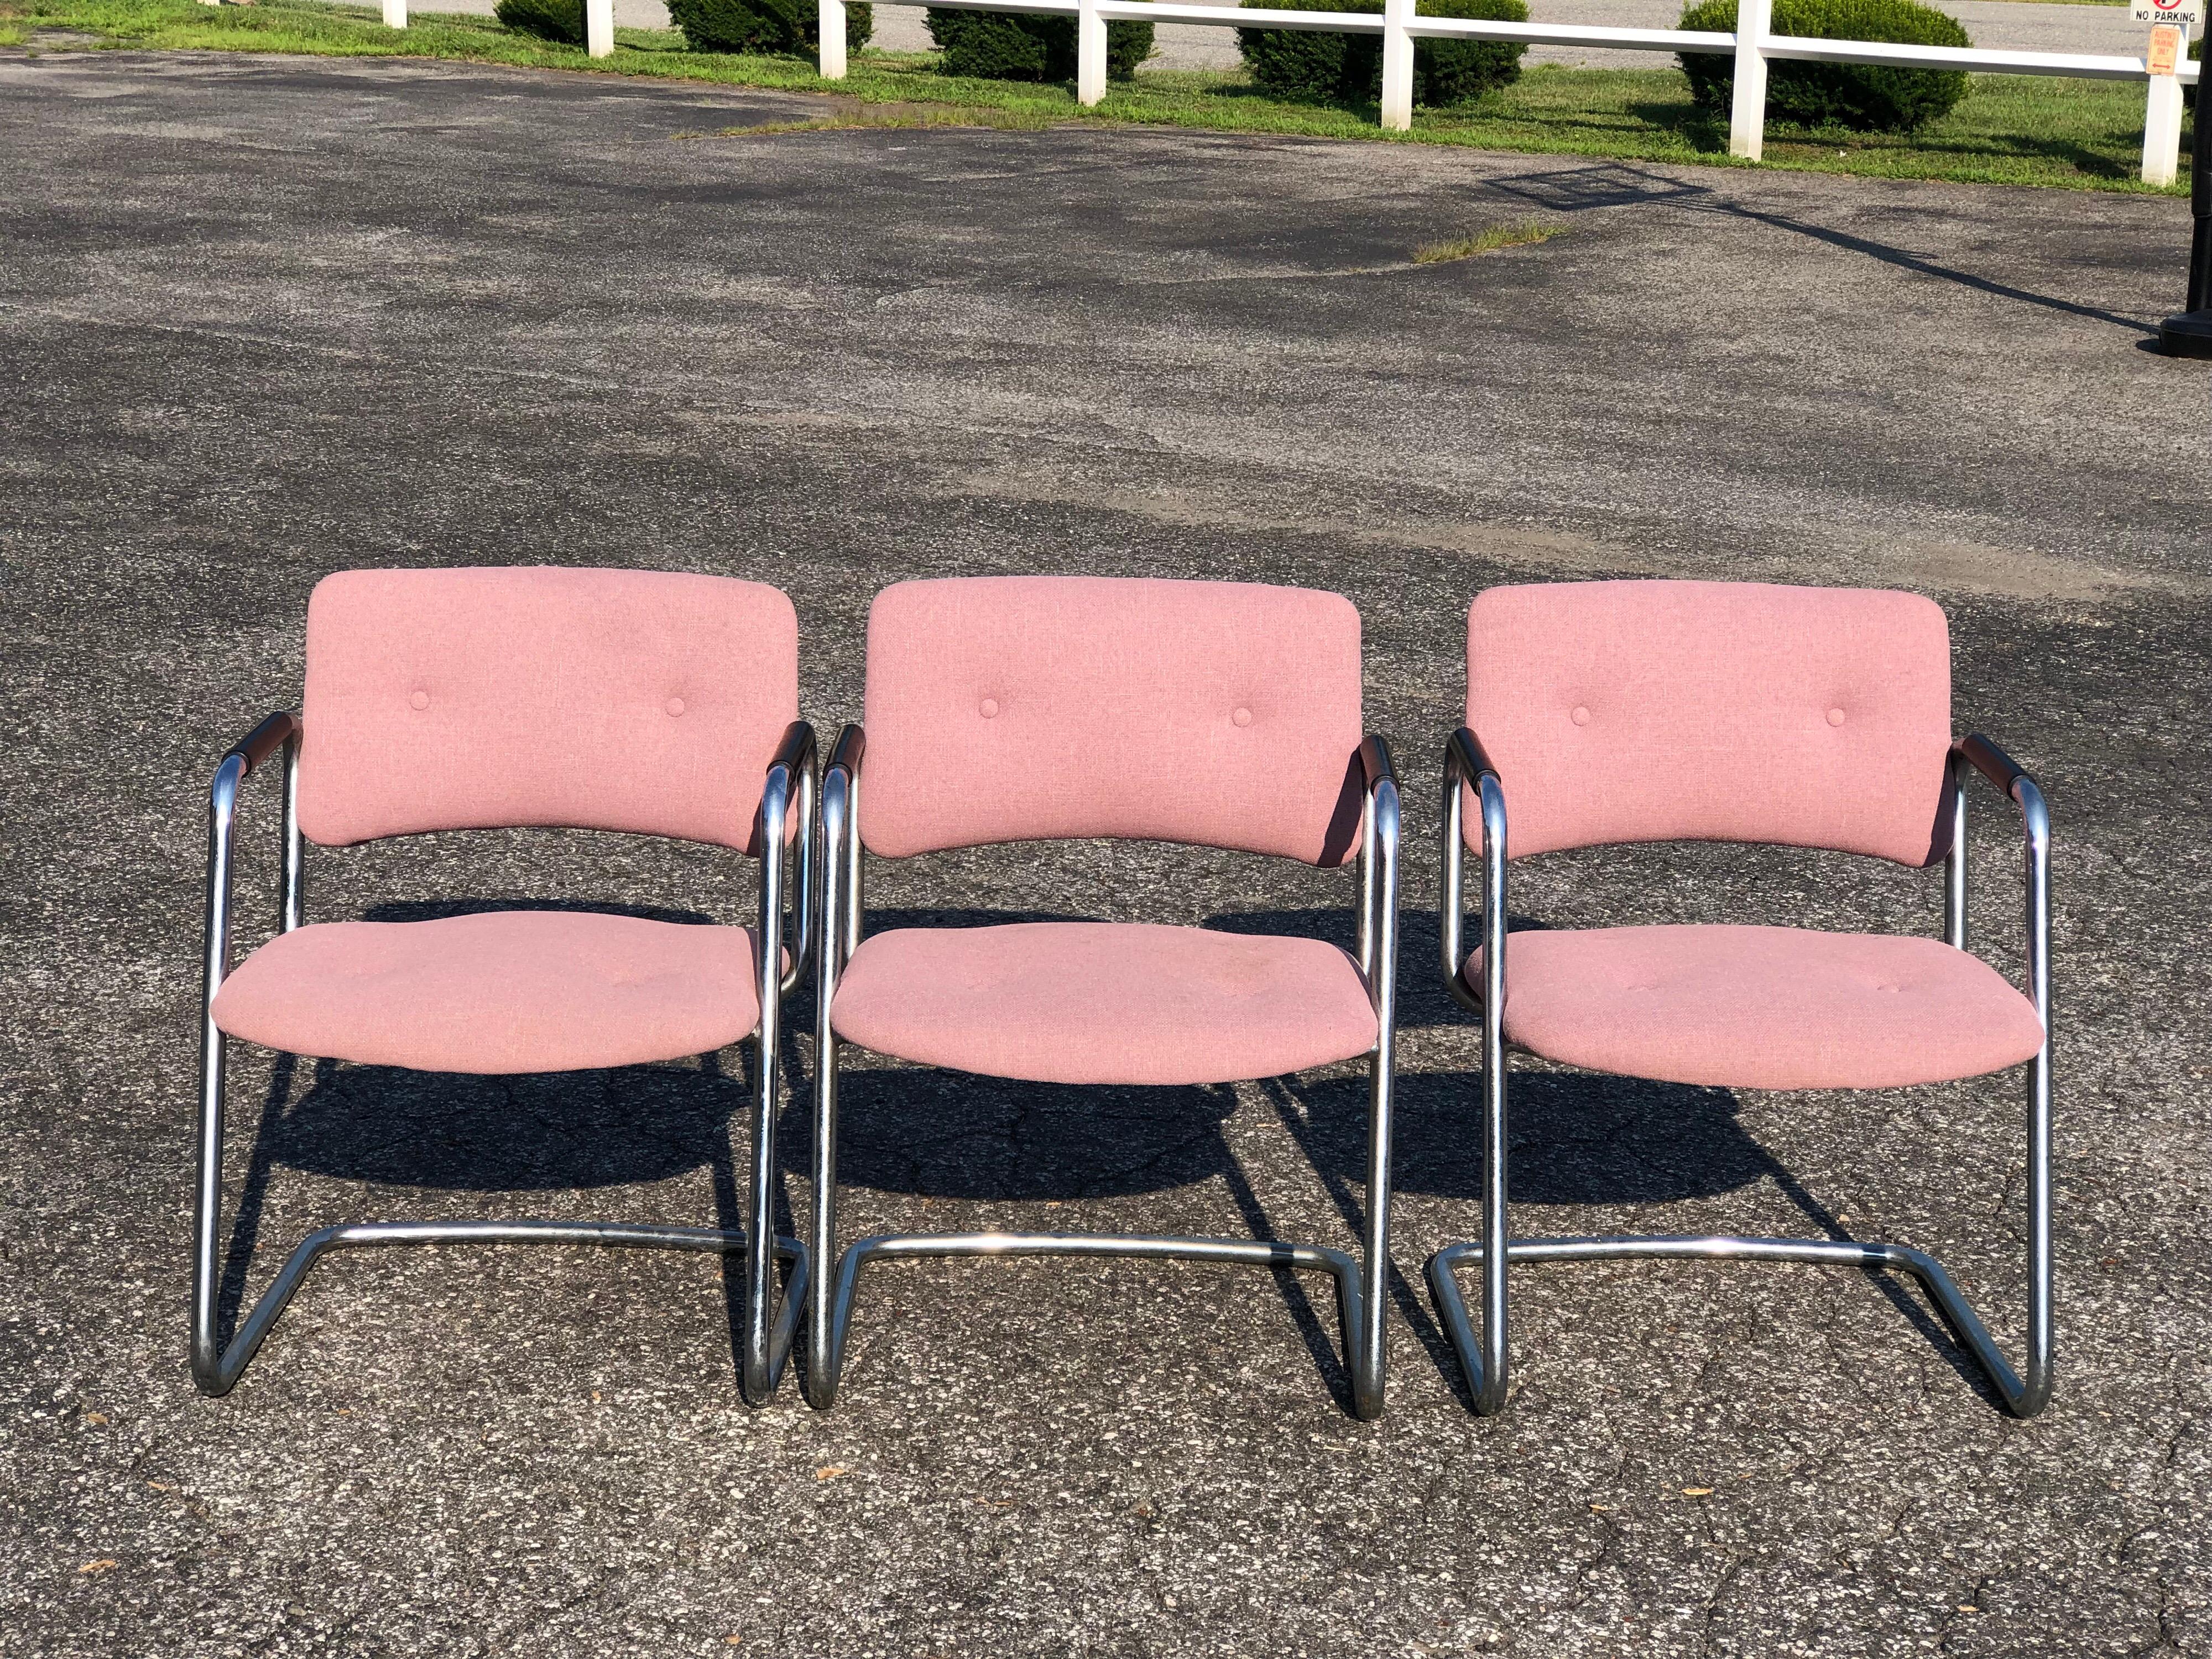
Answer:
2150;1;2212;352
2163;133;2212;354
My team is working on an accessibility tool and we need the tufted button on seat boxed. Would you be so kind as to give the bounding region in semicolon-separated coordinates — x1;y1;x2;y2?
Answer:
1465;924;2043;1091
831;921;1378;1086
211;910;769;1074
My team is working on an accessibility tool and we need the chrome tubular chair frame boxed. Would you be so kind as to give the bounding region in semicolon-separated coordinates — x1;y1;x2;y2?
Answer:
804;726;1401;1420
192;713;818;1402
1428;727;2054;1418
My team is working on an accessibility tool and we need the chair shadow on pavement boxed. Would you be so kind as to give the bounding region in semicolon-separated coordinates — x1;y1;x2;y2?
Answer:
1216;906;2003;1409
216;898;776;1392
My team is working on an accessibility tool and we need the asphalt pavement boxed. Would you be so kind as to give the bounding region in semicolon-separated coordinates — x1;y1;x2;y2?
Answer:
2;47;2208;1659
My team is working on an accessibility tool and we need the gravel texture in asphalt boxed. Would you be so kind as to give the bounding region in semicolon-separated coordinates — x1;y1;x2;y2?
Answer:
2;48;2208;1659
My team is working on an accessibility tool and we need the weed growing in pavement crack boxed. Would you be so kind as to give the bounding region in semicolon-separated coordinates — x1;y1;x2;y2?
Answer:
1412;218;1566;264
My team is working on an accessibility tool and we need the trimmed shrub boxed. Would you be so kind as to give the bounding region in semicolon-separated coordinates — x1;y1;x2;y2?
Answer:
495;0;585;45
1238;0;1527;108
924;9;1154;82
667;0;873;56
1677;0;1969;132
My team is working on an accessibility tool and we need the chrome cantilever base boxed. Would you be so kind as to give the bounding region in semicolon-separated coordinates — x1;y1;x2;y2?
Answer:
1431;730;2056;1423
804;726;1402;1422
805;1230;1379;1418
192;1219;808;1399
1427;1230;2050;1418
195;714;821;1405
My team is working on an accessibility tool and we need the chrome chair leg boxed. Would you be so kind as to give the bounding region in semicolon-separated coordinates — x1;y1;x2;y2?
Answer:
801;1025;1392;1416
809;1225;1371;1412
1349;1035;1394;1420
801;1041;1387;1418
1424;1038;1510;1416
742;772;794;1406
1426;1048;2055;1419
804;1030;843;1410
190;1027;809;1399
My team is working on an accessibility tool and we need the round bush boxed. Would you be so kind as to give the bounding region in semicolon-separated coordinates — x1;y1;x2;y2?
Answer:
495;0;585;45
668;0;873;56
1238;0;1526;108
1677;0;1969;132
925;8;1153;81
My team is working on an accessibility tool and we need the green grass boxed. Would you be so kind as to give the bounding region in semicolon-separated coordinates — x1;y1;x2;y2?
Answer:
1;0;2188;192
1414;218;1567;261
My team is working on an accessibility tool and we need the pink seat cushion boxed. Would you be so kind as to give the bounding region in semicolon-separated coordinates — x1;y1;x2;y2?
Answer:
211;911;764;1074
830;922;1379;1086
1468;925;2043;1090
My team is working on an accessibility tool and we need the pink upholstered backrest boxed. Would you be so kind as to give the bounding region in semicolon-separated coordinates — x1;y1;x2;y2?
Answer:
298;567;798;852
862;577;1365;865
1467;581;1952;866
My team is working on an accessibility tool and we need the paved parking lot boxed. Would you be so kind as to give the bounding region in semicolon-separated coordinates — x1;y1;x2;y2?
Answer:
3;48;2209;1658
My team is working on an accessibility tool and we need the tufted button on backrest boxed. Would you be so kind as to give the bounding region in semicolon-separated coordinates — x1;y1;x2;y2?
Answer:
1466;580;1952;867
297;566;798;854
862;576;1365;867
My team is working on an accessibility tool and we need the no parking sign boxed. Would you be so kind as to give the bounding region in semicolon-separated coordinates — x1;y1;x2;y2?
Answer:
2132;0;2199;24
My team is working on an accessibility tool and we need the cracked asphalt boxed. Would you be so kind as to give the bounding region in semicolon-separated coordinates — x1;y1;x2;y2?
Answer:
3;47;2209;1659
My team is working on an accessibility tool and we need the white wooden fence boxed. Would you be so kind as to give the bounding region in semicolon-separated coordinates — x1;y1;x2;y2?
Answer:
371;0;2198;185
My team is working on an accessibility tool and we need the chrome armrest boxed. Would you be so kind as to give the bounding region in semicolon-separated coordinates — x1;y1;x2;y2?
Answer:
1947;735;2051;1028
819;724;867;977
762;721;820;997
204;712;304;1010
1439;727;1507;1015
1353;736;1401;1011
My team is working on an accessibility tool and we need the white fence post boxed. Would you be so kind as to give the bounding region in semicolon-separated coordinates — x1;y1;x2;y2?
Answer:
382;0;406;27
820;0;848;78
1078;0;1107;104
1380;0;1414;131
2142;76;2184;186
1729;0;1771;160
586;0;613;55
2141;24;2184;186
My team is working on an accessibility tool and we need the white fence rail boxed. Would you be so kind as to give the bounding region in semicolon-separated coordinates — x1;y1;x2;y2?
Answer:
837;0;2200;184
362;0;2197;184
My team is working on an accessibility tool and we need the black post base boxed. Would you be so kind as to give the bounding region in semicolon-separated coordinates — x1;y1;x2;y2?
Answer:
2158;309;2212;357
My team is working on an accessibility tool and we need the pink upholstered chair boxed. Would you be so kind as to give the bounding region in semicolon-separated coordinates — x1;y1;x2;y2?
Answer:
195;567;815;1402
1433;580;2052;1416
806;576;1400;1418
